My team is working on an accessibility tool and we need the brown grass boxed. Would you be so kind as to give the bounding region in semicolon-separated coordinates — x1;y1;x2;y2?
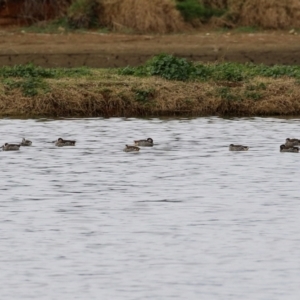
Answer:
2;0;300;31
202;0;228;9
98;0;187;33
1;72;300;117
227;0;300;29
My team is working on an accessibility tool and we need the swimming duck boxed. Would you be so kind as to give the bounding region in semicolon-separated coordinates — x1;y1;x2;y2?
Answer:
134;138;153;147
20;138;32;146
229;144;249;151
280;144;299;153
285;138;300;147
55;138;76;147
123;145;140;152
2;143;21;151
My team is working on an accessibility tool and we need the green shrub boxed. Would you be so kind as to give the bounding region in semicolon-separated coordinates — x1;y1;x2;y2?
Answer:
176;0;225;22
67;0;99;29
194;64;212;80
118;55;300;82
146;54;196;81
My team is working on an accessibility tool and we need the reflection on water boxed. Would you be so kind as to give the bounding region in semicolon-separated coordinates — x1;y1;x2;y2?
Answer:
1;117;300;299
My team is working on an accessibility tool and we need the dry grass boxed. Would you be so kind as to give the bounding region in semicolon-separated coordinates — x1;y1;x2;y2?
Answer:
227;0;300;29
202;0;228;9
3;0;300;31
1;72;300;117
98;0;187;33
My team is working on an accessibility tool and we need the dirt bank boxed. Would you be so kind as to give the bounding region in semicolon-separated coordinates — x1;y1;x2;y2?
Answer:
0;30;300;67
1;69;300;118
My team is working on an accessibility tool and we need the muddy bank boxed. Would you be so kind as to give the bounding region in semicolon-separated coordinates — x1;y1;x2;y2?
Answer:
0;31;300;67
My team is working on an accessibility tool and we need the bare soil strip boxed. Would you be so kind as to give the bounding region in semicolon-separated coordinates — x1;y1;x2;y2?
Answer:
0;31;300;67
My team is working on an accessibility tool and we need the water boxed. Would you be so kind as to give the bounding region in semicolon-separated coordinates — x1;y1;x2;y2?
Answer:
0;117;300;300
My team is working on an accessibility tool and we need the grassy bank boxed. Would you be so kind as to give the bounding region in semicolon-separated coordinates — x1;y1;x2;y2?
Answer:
1;56;300;118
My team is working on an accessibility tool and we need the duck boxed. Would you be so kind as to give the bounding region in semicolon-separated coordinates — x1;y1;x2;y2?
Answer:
280;144;299;153
54;138;76;147
20;138;32;146
134;138;153;147
2;143;21;151
229;144;249;151
285;138;300;147
123;145;140;152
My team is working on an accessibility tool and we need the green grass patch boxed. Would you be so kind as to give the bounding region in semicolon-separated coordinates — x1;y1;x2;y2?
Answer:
2;56;300;98
4;77;49;97
0;64;91;79
119;54;300;82
0;64;92;96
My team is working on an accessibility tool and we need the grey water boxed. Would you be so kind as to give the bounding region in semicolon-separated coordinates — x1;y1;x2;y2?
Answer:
1;117;300;300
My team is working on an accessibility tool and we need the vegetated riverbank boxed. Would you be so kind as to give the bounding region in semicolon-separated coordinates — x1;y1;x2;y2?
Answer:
1;55;300;118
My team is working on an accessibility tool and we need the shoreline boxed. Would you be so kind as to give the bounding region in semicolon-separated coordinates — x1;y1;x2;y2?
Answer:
1;68;300;118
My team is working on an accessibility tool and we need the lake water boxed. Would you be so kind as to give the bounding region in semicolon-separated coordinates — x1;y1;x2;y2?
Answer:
1;117;300;300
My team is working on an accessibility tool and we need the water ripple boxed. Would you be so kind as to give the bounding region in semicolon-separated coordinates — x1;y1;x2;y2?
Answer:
0;117;300;299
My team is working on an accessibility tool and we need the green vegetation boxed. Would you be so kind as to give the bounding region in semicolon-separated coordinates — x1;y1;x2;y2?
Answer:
4;77;49;97
67;0;99;29
175;0;225;22
146;54;196;81
0;64;91;79
0;64;91;96
118;54;196;81
0;64;55;78
133;88;155;103
119;54;300;82
217;87;240;102
0;59;299;117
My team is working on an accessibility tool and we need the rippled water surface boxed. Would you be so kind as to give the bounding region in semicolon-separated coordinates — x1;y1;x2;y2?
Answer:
1;117;300;299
